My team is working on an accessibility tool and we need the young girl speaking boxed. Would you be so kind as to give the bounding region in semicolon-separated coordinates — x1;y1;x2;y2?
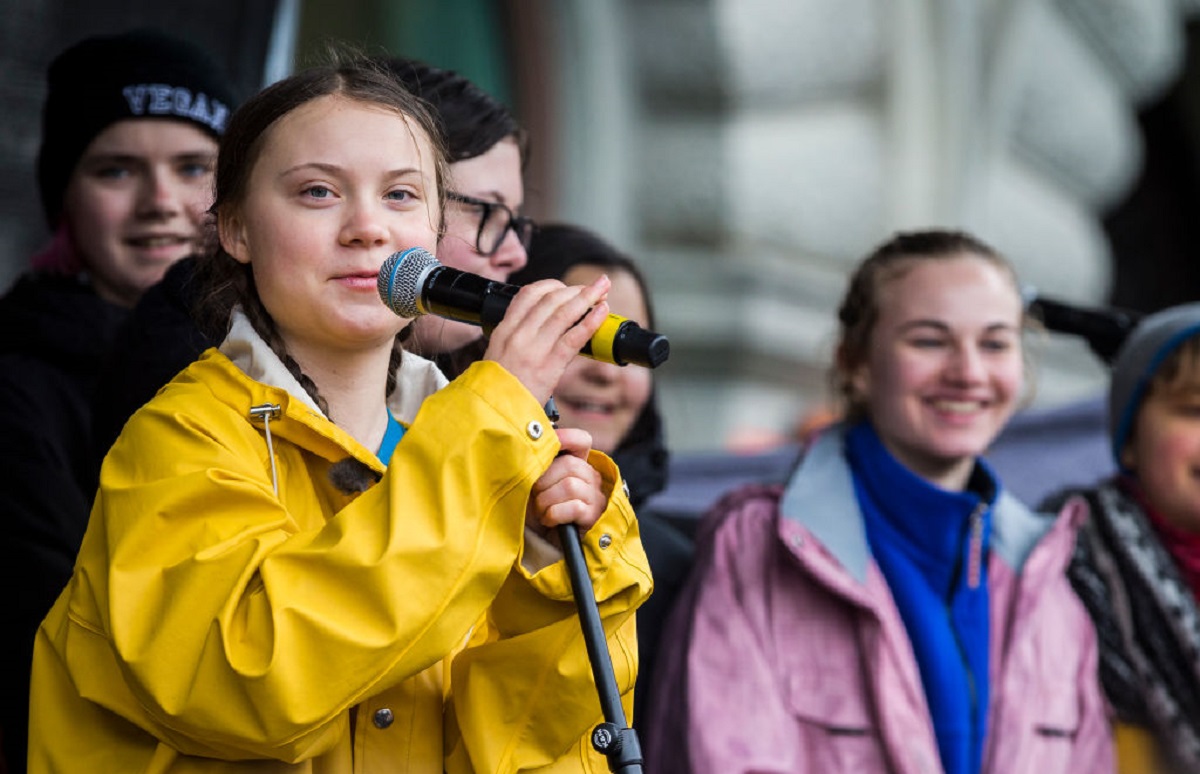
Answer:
29;56;650;773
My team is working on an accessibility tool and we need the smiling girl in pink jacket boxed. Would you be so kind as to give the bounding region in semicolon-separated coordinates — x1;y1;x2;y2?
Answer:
646;230;1113;774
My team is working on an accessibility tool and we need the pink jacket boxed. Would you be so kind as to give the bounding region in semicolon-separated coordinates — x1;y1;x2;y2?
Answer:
644;430;1113;774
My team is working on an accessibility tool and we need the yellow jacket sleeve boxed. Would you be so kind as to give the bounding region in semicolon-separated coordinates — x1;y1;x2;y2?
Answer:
51;359;569;762
445;450;653;772
1113;723;1168;774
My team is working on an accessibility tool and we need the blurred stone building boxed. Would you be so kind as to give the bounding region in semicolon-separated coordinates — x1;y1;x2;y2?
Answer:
613;0;1200;450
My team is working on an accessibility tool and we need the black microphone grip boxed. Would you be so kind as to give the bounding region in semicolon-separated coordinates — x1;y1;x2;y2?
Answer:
1027;293;1141;365
418;265;518;328
379;248;669;369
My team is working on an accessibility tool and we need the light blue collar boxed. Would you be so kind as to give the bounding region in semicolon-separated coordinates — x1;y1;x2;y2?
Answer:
779;425;1049;583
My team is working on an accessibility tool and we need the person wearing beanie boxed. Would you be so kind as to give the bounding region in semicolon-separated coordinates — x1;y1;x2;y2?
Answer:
1043;301;1200;773
0;28;235;773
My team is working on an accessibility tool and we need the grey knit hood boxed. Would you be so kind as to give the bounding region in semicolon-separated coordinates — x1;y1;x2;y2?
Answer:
1109;302;1200;466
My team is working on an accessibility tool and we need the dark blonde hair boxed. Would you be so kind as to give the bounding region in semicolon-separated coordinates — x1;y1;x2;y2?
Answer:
195;54;449;417
831;229;1028;423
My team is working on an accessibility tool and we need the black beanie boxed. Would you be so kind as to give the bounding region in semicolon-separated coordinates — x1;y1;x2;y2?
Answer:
37;28;237;227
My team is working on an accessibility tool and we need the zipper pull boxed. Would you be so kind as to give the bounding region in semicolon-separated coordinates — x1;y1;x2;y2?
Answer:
967;504;985;589
250;403;282;496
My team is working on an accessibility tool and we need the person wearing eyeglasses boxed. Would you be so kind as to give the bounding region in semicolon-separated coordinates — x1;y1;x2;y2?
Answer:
446;193;535;258
395;61;535;379
88;59;537;476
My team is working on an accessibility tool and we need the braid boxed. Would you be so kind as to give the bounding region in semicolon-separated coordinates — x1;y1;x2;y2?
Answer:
239;281;331;419
282;353;329;419
386;334;404;398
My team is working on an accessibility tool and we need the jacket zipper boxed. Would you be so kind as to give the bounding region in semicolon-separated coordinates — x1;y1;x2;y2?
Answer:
945;501;987;767
967;503;984;589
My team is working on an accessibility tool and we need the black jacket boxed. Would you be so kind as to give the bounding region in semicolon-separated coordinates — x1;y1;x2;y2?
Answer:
0;272;128;773
610;392;693;744
89;256;217;482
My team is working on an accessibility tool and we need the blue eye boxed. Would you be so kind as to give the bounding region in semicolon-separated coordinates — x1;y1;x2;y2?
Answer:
303;185;332;199
981;339;1011;352
95;165;131;180
385;189;414;203
179;160;214;179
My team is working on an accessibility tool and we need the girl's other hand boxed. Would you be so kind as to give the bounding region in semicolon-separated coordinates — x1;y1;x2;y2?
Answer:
484;275;611;405
527;427;605;536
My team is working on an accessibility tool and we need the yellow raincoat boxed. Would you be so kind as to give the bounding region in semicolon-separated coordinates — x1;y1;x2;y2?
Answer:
28;313;651;772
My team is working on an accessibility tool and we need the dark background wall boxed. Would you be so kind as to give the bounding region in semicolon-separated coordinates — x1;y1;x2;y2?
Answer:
289;0;558;222
1104;18;1200;317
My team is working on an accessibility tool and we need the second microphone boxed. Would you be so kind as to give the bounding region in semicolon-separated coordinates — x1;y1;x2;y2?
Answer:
377;247;670;369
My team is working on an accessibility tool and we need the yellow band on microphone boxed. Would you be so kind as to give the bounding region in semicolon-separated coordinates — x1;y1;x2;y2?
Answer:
592;314;628;364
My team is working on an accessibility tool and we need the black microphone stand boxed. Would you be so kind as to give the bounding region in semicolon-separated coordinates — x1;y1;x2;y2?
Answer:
1024;290;1142;365
545;397;644;773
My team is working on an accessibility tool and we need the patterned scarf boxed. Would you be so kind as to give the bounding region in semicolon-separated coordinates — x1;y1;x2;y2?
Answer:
1132;482;1200;602
1064;478;1200;771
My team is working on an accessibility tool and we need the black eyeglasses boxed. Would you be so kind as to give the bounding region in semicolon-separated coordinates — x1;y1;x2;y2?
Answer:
447;192;536;256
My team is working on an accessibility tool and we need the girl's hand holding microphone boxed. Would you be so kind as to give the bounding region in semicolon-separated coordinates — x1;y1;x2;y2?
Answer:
483;275;611;406
484;275;612;536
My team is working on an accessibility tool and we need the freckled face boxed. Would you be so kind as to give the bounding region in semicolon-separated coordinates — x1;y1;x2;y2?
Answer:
850;255;1024;489
220;95;442;359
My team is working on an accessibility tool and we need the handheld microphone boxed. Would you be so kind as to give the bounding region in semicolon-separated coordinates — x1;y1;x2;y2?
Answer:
1025;289;1141;365
377;247;670;368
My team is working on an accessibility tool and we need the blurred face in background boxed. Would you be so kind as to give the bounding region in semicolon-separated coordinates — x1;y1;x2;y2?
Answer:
411;136;528;354
64;118;218;307
552;264;653;454
848;254;1024;490
1123;351;1200;534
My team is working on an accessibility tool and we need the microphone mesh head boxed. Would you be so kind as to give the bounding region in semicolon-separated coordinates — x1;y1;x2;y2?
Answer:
377;247;440;318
